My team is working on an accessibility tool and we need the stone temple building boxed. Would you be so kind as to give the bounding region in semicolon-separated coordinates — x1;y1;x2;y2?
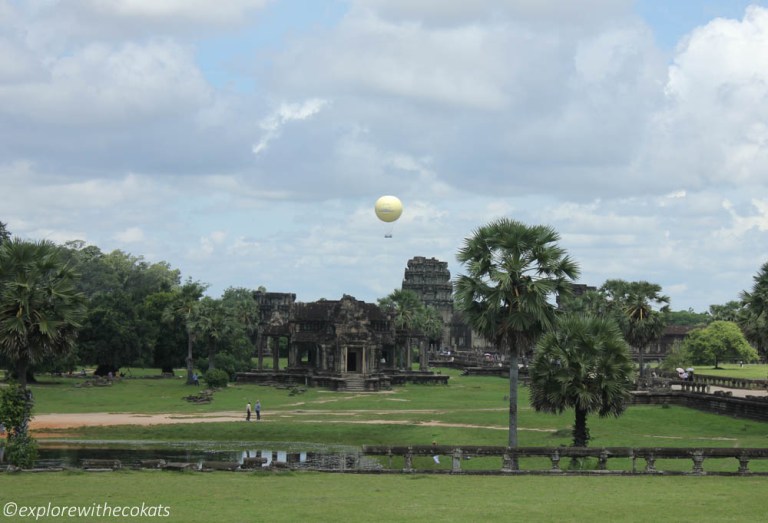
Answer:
237;293;447;391
400;256;488;353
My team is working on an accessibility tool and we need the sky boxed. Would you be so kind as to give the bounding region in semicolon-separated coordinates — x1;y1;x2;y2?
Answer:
4;0;768;313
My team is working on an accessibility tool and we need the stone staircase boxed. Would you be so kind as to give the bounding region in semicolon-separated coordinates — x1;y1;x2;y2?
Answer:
344;374;366;392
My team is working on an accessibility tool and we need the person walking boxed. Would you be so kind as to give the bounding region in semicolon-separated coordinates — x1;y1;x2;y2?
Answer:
246;402;252;422
255;400;261;421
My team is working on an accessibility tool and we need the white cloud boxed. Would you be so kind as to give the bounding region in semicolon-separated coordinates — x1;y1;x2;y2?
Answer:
252;98;329;154
114;227;144;243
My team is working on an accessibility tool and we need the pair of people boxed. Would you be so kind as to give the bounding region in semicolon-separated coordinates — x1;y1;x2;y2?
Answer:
246;400;261;421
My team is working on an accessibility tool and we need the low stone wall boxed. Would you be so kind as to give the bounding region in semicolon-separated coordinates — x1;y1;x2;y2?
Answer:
631;390;768;422
361;445;768;475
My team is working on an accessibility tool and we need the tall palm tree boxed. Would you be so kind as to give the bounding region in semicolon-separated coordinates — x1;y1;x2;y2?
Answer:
600;280;669;378
0;238;86;387
163;280;206;385
529;314;634;448
378;289;424;369
740;262;768;359
455;218;580;448
416;306;443;370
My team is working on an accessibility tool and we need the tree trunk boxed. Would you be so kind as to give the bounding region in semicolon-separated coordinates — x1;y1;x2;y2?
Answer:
573;407;590;447
15;359;28;389
508;347;518;448
208;345;216;371
185;329;195;385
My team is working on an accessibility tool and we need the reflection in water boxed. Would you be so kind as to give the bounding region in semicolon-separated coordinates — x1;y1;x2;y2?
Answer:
12;441;381;471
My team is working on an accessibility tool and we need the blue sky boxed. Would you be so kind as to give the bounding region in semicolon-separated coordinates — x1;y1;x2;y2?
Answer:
4;0;768;313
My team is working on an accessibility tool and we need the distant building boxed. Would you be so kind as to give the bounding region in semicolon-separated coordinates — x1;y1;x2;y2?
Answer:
238;293;446;391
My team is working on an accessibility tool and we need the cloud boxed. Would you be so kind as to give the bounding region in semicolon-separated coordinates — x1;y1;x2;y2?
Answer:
252;98;329;154
114;227;145;243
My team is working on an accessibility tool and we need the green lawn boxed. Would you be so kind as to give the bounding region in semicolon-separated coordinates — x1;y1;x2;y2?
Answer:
0;471;765;523
3;367;768;522
693;364;768;380
27;368;768;450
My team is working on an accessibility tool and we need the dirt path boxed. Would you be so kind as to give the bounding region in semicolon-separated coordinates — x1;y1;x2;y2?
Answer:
29;409;521;433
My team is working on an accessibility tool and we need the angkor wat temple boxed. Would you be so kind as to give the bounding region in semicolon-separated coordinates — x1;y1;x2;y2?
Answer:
236;255;682;390
236;290;448;391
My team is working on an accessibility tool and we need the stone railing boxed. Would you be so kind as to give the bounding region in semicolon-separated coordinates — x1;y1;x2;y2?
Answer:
693;374;768;391
361;445;768;476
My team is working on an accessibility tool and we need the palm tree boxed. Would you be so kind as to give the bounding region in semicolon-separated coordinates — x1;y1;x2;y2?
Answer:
163;280;206;385
0;238;86;388
416;306;443;370
378;289;424;369
740;262;768;359
455;218;580;448
600;280;669;379
529;314;635;448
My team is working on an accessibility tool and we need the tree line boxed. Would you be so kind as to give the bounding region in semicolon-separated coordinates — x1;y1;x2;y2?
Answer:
0;224;262;387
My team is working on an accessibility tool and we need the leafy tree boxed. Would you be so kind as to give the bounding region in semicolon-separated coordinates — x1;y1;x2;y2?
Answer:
659;340;692;372
666;309;709;327
0;238;86;386
682;321;759;368
221;287;260;367
63;244;182;372
455;218;579;448
530;314;634;448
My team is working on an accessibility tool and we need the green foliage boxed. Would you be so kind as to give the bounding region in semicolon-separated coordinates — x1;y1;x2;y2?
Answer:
0;238;86;386
197;352;249;380
740;262;768;359
0;383;38;467
455;218;580;447
63;244;183;370
666;308;710;327
659;340;692;372
529;314;635;447
203;368;229;388
682;321;759;368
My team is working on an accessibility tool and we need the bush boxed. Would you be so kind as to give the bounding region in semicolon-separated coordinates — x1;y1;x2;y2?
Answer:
0;383;38;467
204;368;229;389
197;353;249;381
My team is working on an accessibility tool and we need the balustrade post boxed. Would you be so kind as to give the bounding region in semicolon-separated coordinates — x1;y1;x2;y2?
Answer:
550;449;561;471
598;450;609;471
691;450;704;475
502;448;519;472
644;453;656;473
738;453;750;475
404;447;413;472
451;448;462;473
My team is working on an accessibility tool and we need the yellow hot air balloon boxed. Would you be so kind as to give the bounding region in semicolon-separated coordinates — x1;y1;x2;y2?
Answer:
374;195;403;223
374;195;403;238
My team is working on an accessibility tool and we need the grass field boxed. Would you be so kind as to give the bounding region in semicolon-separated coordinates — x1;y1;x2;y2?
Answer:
26;368;768;450
0;471;766;523
2;366;768;522
693;364;768;380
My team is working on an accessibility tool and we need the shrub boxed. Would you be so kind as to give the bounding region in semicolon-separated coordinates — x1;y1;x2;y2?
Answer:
204;368;229;389
0;383;38;467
